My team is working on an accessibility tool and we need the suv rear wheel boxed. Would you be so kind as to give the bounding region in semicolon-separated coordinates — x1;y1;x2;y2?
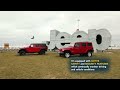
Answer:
64;52;71;58
19;50;26;56
87;52;92;57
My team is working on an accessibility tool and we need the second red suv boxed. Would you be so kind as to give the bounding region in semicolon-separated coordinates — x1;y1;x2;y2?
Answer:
58;42;94;58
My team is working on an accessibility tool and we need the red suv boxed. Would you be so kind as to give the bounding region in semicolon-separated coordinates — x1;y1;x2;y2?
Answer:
18;43;48;56
58;42;94;58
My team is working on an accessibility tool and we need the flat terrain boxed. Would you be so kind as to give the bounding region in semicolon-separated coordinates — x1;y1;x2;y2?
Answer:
0;50;120;79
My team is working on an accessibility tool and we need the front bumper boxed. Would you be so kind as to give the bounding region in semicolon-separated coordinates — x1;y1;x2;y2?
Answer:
58;51;64;55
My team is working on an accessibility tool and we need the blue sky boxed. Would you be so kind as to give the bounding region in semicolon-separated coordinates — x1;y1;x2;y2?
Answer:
0;11;120;46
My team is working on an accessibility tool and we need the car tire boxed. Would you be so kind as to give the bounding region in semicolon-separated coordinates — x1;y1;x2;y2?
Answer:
64;52;71;58
19;50;26;56
87;52;92;57
39;50;45;55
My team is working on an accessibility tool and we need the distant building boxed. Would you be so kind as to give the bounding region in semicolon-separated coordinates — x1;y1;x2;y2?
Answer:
108;46;120;49
4;43;9;49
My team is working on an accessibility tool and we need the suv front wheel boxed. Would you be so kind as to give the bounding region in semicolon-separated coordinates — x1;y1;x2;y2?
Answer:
87;52;92;57
64;52;71;58
39;50;45;55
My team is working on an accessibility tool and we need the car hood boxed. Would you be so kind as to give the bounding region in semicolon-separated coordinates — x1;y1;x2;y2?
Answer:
20;46;29;49
60;46;74;50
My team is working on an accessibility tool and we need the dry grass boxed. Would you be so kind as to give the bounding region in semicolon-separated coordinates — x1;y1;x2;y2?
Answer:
0;50;120;79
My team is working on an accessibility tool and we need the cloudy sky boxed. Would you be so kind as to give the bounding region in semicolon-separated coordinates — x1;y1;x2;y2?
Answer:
0;11;120;46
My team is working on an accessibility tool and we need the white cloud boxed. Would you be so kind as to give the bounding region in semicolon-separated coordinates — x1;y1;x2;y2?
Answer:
0;11;120;46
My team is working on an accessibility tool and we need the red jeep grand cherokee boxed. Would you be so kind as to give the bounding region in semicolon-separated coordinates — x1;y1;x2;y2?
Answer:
18;43;48;56
58;42;94;58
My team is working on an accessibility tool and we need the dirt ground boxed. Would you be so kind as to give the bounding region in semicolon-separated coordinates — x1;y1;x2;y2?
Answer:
0;50;120;79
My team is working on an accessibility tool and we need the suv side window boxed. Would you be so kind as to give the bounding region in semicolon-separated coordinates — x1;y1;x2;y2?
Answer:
74;43;80;47
82;43;86;47
36;44;40;47
41;44;46;47
33;44;37;47
88;43;92;46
